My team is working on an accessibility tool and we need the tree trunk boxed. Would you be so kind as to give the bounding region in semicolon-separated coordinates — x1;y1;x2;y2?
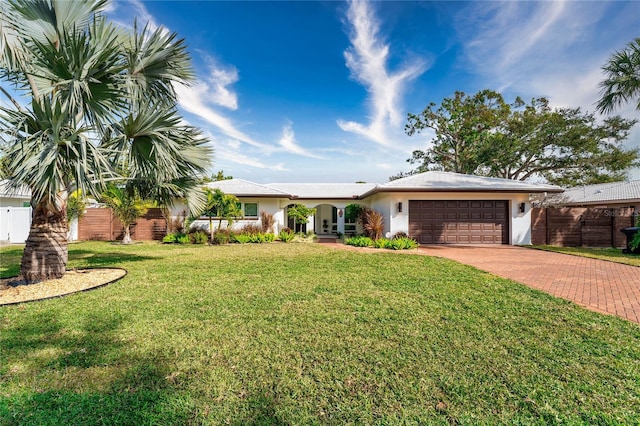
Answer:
20;201;68;282
122;225;133;244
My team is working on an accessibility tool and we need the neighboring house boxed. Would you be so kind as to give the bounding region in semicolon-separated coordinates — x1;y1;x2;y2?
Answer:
558;180;640;210
184;171;562;245
0;180;31;243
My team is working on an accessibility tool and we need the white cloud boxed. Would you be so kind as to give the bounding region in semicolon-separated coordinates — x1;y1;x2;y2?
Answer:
338;0;428;146
218;145;287;172
277;122;325;159
202;55;239;110
455;1;612;109
175;82;271;151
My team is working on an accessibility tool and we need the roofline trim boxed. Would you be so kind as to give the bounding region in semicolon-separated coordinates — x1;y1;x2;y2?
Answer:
358;186;564;198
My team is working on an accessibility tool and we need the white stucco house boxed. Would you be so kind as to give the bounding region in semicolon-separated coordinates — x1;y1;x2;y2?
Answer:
185;171;562;245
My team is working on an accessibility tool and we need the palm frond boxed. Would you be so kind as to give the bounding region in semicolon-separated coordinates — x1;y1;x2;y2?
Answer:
103;102;212;184
123;21;195;106
597;37;640;114
0;98;115;207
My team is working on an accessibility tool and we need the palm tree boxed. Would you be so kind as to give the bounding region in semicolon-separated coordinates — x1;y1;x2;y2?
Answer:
597;37;640;114
202;188;242;239
0;0;212;281
101;184;149;245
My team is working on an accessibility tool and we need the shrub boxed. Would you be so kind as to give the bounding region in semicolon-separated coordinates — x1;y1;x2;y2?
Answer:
168;211;186;234
373;238;391;249
213;228;234;245
239;223;263;235
345;236;373;247
388;237;419;250
279;230;295;243
362;208;384;240
177;233;191;244
191;231;209;245
249;233;266;243
264;233;276;243
260;211;275;233
235;234;251;244
163;233;178;243
393;231;408;239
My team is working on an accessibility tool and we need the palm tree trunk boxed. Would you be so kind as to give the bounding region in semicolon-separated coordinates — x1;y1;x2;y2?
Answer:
122;225;133;244
20;201;68;282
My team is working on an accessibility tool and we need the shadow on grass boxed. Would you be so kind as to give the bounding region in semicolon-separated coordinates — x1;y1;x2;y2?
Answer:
0;310;194;424
68;250;157;267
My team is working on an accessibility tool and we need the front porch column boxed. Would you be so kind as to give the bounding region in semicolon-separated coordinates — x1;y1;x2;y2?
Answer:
337;206;345;234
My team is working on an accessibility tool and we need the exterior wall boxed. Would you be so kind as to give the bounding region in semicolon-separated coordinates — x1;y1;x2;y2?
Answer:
176;198;284;233
0;196;30;207
370;192;532;244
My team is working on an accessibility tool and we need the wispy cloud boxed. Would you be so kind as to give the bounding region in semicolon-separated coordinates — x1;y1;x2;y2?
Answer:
109;0;162;33
174;82;270;151
217;142;287;172
455;1;612;109
277;122;325;159
338;0;428;146
201;55;239;110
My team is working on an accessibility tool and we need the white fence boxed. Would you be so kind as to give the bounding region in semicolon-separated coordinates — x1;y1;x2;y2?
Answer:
0;207;32;243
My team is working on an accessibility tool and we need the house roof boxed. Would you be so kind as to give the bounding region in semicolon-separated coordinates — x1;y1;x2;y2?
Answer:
205;179;290;198
360;171;563;197
266;182;377;199
560;180;640;205
0;180;31;199
204;172;562;201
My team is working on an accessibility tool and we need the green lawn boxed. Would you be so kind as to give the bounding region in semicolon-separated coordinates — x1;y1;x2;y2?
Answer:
530;245;640;267
1;242;639;424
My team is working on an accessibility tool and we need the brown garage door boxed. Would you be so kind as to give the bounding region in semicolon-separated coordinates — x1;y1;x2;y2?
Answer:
409;200;509;244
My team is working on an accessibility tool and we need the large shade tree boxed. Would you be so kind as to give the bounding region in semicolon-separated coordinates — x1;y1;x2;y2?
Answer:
0;0;212;281
597;37;640;114
398;90;638;186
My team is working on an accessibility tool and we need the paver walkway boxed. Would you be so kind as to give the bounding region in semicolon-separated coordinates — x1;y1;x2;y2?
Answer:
326;243;640;324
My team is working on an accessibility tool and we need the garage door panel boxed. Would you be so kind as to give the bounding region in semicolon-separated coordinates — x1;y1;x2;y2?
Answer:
409;200;508;245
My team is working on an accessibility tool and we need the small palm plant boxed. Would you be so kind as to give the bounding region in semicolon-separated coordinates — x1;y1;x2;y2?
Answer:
101;185;150;244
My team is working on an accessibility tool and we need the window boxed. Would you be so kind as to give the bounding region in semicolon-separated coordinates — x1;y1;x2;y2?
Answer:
244;203;258;217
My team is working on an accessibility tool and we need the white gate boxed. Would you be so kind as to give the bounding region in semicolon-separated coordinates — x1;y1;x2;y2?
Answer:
0;207;32;243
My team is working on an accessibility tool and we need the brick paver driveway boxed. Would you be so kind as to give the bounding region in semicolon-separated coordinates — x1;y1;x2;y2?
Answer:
423;245;640;324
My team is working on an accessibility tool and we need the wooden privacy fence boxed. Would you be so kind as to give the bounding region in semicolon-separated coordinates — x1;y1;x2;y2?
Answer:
531;207;635;248
78;207;166;241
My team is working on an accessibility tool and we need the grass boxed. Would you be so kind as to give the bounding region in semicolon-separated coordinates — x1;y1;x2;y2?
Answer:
1;242;640;424
530;245;640;267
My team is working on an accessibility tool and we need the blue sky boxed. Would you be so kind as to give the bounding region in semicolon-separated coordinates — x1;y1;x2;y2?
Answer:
107;0;639;184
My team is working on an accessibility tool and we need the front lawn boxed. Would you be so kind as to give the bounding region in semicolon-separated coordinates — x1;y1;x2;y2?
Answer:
1;242;639;424
530;245;640;267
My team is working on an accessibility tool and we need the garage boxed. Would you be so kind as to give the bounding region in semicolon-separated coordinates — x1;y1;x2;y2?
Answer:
408;200;509;244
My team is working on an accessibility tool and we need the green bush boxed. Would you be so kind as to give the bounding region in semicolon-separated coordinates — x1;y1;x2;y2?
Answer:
373;238;390;248
234;234;252;244
177;233;191;244
249;233;266;243
213;228;234;245
264;233;276;243
278;230;295;243
162;233;177;243
388;237;419;250
345;236;373;247
191;231;209;245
